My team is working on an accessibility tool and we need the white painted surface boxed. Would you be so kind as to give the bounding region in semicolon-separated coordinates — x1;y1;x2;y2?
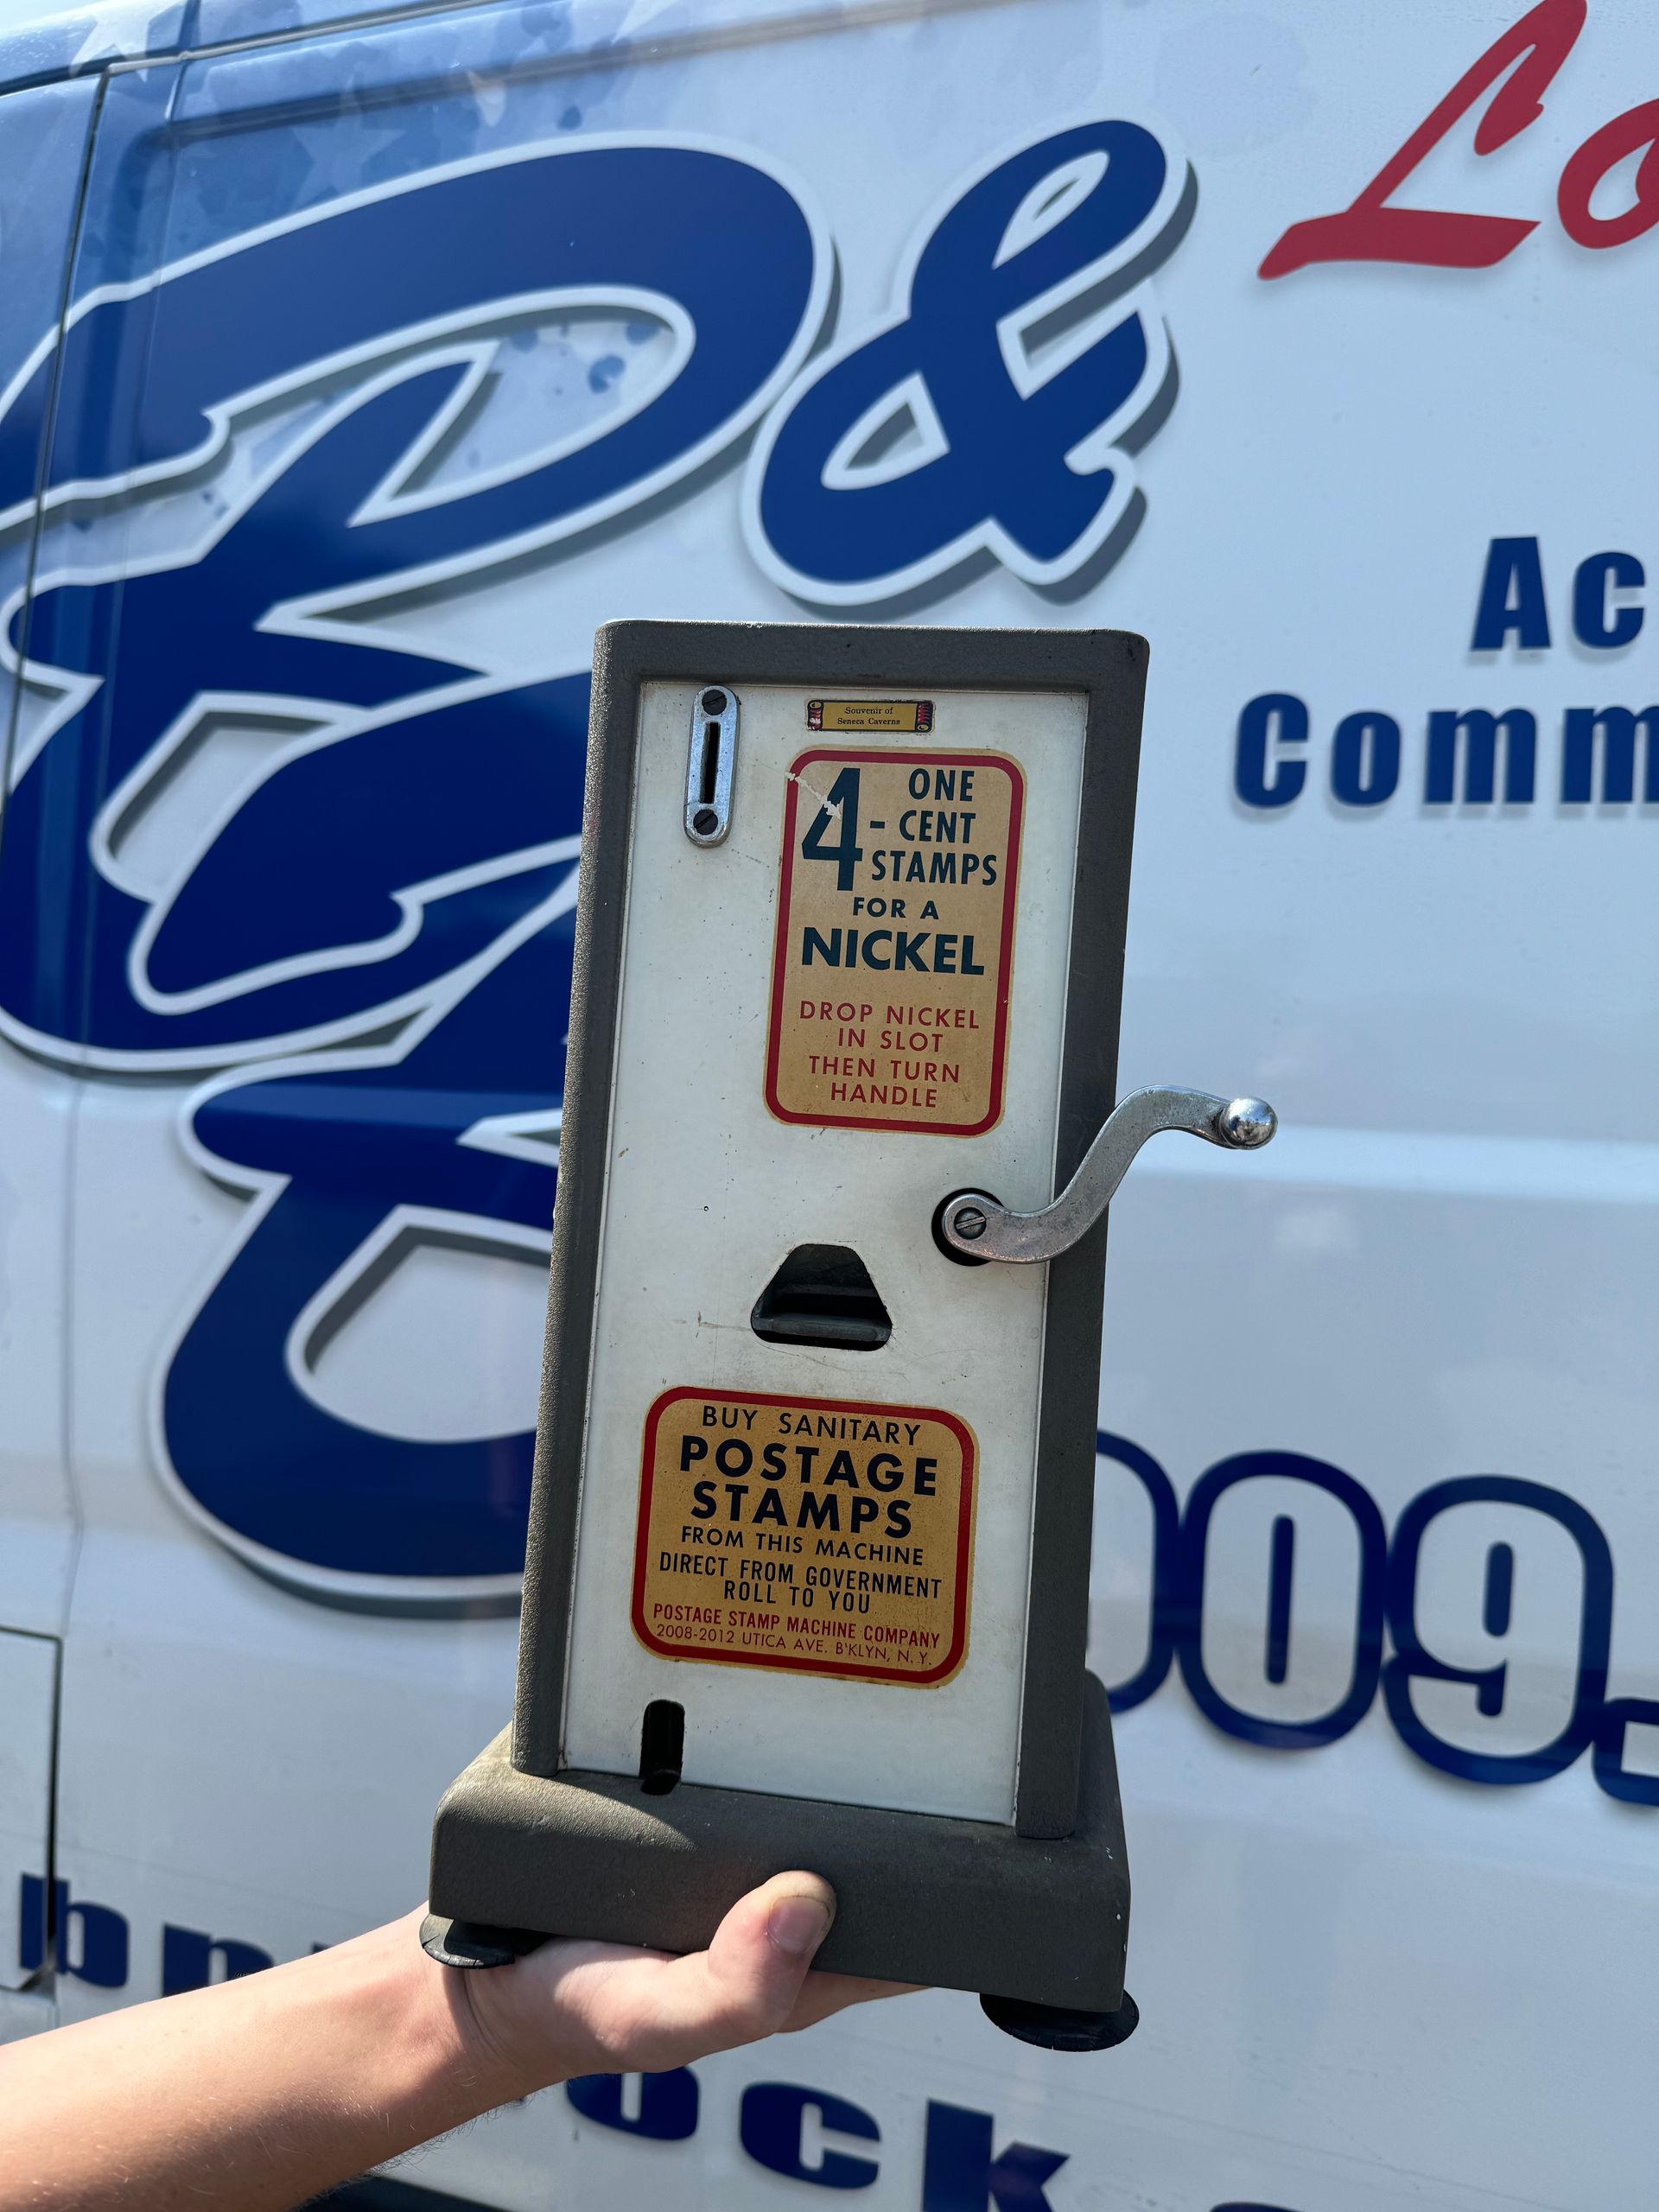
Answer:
563;682;1084;1818
0;1630;56;1991
0;3;1653;2209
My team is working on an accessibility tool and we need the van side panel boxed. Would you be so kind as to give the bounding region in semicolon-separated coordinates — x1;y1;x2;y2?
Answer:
0;75;99;1637
1;4;1653;2209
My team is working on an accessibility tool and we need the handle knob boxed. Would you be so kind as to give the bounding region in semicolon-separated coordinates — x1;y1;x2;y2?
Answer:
936;1087;1277;1264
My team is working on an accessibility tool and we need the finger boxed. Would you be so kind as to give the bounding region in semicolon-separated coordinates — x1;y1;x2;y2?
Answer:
675;1872;838;2044
520;1939;914;2050
589;1872;838;2069
777;1970;925;2035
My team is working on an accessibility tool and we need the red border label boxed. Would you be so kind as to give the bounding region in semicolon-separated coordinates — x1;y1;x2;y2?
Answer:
763;748;1024;1137
631;1387;976;1686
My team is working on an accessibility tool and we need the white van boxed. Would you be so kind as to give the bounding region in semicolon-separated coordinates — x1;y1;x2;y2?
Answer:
1;0;1654;2204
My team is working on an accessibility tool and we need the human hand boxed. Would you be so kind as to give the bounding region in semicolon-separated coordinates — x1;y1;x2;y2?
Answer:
0;1878;910;2212
439;1873;914;2105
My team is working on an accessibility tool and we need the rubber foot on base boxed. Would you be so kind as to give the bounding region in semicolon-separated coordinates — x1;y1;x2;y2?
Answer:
979;1989;1140;2052
419;1913;550;1969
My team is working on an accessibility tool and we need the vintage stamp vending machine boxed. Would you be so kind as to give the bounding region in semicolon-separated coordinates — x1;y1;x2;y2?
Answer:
426;622;1274;2047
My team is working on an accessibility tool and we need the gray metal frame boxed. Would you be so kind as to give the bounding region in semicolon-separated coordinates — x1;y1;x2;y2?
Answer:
432;619;1147;2005
514;619;1145;1827
432;1675;1128;2006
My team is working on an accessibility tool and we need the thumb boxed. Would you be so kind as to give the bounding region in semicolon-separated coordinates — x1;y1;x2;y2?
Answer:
637;1872;837;2064
713;1872;837;1997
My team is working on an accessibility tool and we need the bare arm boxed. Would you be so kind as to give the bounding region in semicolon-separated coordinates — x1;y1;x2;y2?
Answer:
0;1875;904;2211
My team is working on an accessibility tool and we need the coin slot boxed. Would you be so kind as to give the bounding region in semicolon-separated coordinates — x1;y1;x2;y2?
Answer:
638;1699;684;1796
752;1243;892;1351
685;683;738;844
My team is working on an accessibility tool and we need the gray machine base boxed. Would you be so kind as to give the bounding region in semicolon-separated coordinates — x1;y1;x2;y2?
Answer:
428;1674;1128;2013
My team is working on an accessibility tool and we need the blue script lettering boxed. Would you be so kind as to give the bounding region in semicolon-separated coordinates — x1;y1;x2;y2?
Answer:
0;124;1179;1592
747;122;1192;606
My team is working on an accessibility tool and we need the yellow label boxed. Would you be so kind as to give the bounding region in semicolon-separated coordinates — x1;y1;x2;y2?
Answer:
807;698;934;732
765;749;1023;1135
632;1389;975;1686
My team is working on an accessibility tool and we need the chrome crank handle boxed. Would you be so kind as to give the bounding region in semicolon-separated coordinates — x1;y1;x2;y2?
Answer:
937;1087;1277;1264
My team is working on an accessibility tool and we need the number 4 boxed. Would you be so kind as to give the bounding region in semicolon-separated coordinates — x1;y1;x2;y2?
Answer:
800;766;863;891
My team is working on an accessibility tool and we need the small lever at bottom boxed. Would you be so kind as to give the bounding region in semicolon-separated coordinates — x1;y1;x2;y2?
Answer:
937;1087;1276;1265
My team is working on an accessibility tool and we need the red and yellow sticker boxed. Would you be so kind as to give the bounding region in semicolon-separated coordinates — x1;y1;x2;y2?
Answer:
631;1388;975;1686
765;748;1023;1135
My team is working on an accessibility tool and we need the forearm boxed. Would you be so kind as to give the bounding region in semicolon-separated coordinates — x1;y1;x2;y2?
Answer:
0;1873;900;2211
0;1910;504;2212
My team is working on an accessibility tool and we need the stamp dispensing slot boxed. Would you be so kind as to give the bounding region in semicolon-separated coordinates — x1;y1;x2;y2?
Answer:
751;1243;892;1351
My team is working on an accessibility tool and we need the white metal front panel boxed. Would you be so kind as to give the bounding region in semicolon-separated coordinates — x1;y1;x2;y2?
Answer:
559;680;1087;1821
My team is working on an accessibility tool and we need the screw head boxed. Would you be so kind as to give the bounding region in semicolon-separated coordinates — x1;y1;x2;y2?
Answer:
691;806;720;836
951;1203;988;1242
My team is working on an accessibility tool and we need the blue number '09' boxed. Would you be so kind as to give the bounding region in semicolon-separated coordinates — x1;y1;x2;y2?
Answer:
1383;1477;1611;1788
1175;1452;1388;1752
1096;1433;1650;1805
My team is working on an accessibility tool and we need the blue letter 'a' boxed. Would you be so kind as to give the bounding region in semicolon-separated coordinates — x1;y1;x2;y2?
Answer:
922;2101;1067;2210
1471;537;1550;650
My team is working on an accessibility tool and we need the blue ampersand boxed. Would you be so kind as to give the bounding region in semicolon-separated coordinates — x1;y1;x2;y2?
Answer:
747;121;1191;605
